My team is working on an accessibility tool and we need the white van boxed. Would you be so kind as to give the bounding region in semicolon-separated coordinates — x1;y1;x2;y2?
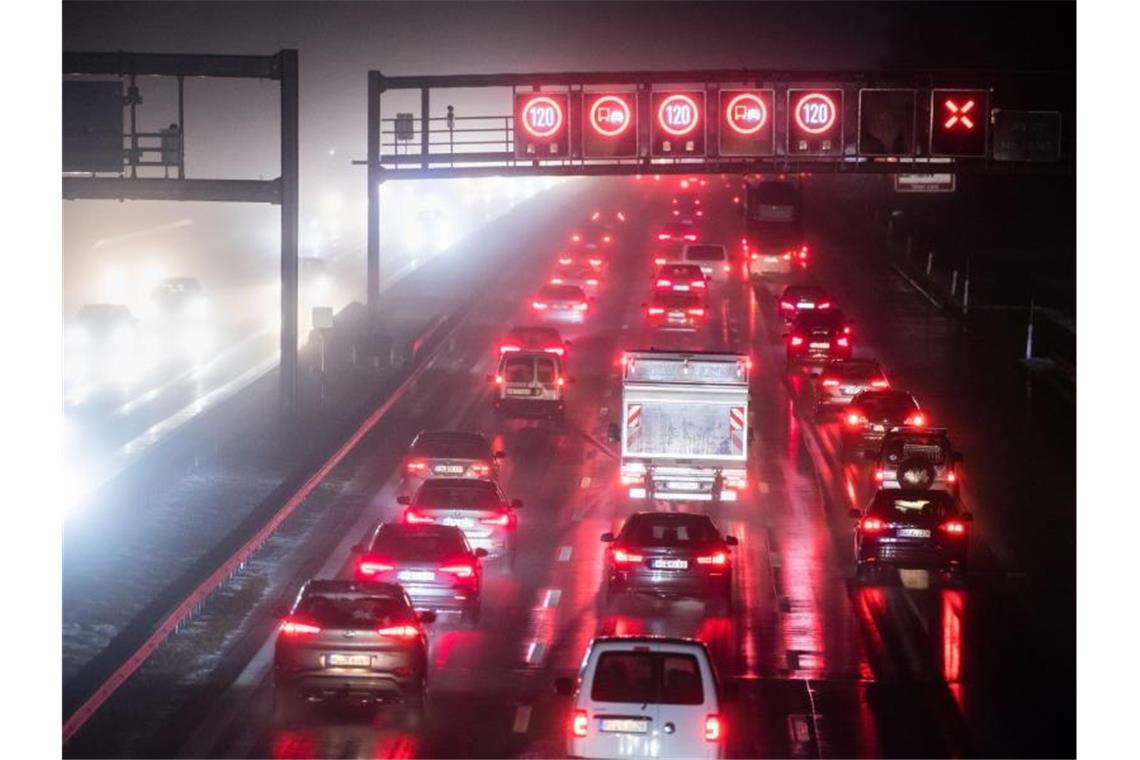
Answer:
680;244;732;282
490;350;569;421
556;636;727;759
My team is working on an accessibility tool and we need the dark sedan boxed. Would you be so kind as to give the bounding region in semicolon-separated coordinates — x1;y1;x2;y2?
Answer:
851;489;972;583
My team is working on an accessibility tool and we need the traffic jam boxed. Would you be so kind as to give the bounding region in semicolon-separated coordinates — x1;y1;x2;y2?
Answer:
258;174;976;759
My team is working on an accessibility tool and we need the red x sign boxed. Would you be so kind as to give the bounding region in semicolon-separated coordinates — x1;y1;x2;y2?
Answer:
943;98;976;130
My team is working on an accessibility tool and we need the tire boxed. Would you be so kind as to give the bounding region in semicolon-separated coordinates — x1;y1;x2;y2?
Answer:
273;682;302;726
896;458;936;490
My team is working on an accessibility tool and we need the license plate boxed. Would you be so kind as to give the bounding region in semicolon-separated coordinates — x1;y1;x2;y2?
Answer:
842;386;860;394
652;558;689;570
810;342;830;349
798;302;815;309
898;528;931;538
435;465;464;474
443;517;475;529
667;481;698;490
872;424;885;432
398;570;435;582
764;256;778;262
505;387;532;396
701;267;713;274
599;718;649;734
325;653;371;667
673;284;690;291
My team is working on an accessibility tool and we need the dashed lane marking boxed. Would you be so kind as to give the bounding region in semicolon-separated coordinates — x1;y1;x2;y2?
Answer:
558;546;573;562
580;476;592;488
512;705;533;734
542;588;562;608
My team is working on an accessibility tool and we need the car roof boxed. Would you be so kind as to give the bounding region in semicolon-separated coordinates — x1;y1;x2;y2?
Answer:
507;325;561;339
589;635;711;651
792;309;847;327
375;522;467;540
418;477;499;491
826;359;882;371
626;511;716;526
300;579;404;598
851;390;917;405
538;283;586;299
413;429;488;445
782;284;827;296
652;291;703;306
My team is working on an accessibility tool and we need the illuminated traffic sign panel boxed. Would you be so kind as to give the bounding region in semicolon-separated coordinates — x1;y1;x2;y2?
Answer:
583;92;638;158
788;89;843;156
514;92;570;158
650;91;706;157
858;89;917;156
930;89;989;157
719;89;774;156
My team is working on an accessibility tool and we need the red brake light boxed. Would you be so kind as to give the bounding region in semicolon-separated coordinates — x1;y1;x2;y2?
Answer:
571;234;581;242
470;462;492;476
479;511;511;527
543;346;565;356
783;252;792;261
654;257;667;266
405;459;426;474
692;280;705;288
550;277;564;285
689;308;705;316
683;233;697;241
657;232;671;241
940;520;967;535
818;301;832;309
558;256;572;265
494;374;503;384
846;411;867;427
603;235;612;243
779;300;795;310
404;509;436;525
874;469;885;482
613;548;644;564
861;517;886;532
376;624;421;639
532;301;548;310
358;559;395;576
572;302;588;311
871;379;890;389
696;551;728;566
439;562;476;577
556;376;567;386
799;250;808;260
947;470;957;483
499;344;521;354
586;278;599;286
821;376;840;387
647;307;665;315
572;710;589;737
790;335;804;347
705;714;722;742
836;336;850;347
280;619;321;636
905;413;926;426
588;258;602;267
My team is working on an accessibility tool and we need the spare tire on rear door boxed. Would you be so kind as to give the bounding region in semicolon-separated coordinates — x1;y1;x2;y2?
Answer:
896;458;936;489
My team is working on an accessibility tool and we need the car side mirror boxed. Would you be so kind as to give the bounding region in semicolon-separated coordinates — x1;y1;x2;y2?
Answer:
600;532;615;542
952;452;964;463
396;495;411;506
271;603;290;619
474;547;489;558
848;508;862;519
511;498;524;509
494;450;506;459
554;676;575;696
417;610;437;624
962;512;975;522
721;680;741;702
606;422;621;443
724;535;739;546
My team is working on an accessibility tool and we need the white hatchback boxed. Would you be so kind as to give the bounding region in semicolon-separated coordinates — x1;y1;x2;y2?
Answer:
557;636;727;759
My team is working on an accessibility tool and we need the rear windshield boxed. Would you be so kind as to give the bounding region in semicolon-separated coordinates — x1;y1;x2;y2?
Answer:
883;436;949;464
685;245;726;262
371;526;467;560
664;223;694;234
659;265;704;279
504;356;535;383
832;363;882;381
783;286;826;301
416;482;501;510
623;515;719;547
412;435;488;459
536;357;558;384
591;651;705;705
508;327;559;346
854;393;918;418
540;284;586;300
655;293;703;309
794;310;847;329
294;595;407;629
869;492;959;522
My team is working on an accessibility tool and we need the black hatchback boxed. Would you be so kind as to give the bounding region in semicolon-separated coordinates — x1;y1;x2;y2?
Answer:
851;489;973;582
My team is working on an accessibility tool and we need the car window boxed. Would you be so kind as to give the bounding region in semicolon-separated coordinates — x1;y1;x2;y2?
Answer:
625;516;718;546
294;595;406;628
412;436;488;459
372;527;467;559
540;285;586;300
857;394;918;417
835;364;881;381
656;293;703;308
504;357;535;383
590;651;705;705
416;483;501;510
536;358;558;384
869;492;958;522
884;437;948;464
685;245;726;261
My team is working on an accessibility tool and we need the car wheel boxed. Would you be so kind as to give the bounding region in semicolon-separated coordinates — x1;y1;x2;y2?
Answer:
273;683;301;725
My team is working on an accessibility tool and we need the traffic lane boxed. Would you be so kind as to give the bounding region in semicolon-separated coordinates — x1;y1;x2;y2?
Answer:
173;184;664;758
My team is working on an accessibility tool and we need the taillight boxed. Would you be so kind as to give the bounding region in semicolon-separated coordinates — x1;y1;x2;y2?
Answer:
722;264;731;272
376;624;421;639
904;413;926;426
697;210;705;217
494;374;504;384
404;509;436;525
613;548;644;564
697;551;728;566
358;559;395;576
588;258;602;267
783;252;792;261
874;469;884;482
818;301;832;309
940;520;967;535
571;234;581;242
654;257;667;265
861;517;886;532
705;714;722;742
836;336;850;347
821;376;840;387
657;232;671;241
603;235;612;243
846;411;867;427
556;376;566;386
790;335;804;346
280;619;321;636
656;279;673;288
572;302;588;311
470;462;491;476
439;563;476;578
947;470;957;483
405;459;426;474
689;308;705;316
799;250;808;260
780;300;795;311
586;278;599;286
572;710;589;737
543;346;565;356
479;511;512;527
692;280;705;288
751;252;760;260
550;277;564;284
499;344;521;354
532;301;548;310
559;256;573;265
647;307;665;315
683;233;697;241
871;379;890;389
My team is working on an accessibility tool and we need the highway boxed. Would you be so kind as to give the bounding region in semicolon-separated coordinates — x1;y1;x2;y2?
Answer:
62;177;1074;758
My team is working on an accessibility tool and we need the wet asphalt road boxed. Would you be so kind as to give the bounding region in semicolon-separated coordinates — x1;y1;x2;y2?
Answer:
68;177;1074;758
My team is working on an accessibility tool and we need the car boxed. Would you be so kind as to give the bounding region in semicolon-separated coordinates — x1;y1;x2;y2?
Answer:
645;292;708;332
498;325;568;359
532;283;589;323
398;478;522;561
491;350;570;420
569;226;615;250
872;427;962;495
558;251;607;271
272;579;433;724
550;262;601;297
599;512;737;613
352;523;487;623
653;263;709;298
815;359;890;415
655;221;699;243
587;209;627;242
850;489;973;582
651;242;686;269
786;309;854;371
672;192;705;223
555;635;729;759
745;240;809;277
69;303;139;351
150;277;208;321
776;284;832;326
841;390;925;453
403;430;503;482
680;244;732;282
